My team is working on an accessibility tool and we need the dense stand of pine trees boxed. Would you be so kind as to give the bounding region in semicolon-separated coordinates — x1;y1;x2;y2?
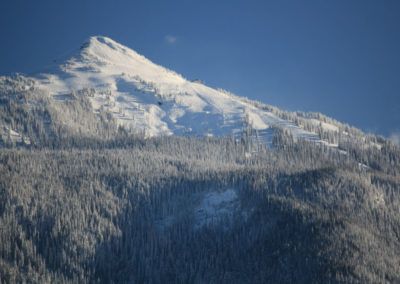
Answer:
0;133;399;283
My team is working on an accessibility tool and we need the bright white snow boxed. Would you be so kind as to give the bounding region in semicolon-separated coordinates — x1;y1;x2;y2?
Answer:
194;189;239;229
31;36;329;143
309;119;339;132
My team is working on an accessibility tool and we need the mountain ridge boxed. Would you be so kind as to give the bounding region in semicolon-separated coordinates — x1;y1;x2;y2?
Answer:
0;36;384;150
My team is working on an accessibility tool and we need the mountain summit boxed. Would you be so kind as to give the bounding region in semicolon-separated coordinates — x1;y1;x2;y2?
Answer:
0;36;380;149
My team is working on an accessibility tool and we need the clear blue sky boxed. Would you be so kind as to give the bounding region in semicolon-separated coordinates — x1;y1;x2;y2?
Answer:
1;0;399;136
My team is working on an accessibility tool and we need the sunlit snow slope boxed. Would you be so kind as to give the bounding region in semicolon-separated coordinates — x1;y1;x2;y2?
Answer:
33;36;328;144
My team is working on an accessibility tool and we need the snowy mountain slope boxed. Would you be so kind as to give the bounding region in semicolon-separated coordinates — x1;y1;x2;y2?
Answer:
31;36;323;142
0;36;384;148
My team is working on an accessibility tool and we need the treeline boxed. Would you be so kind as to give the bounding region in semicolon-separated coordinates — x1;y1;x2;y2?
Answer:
0;75;389;156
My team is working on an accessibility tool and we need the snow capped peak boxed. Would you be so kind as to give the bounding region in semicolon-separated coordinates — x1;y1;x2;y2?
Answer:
56;35;187;90
79;35;146;63
30;36;344;144
85;35;119;47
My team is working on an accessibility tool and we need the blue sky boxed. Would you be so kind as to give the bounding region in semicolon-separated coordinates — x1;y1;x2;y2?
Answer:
1;0;399;136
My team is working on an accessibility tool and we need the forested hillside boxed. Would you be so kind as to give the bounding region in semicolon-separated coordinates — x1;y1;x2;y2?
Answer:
1;133;399;283
0;36;399;284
